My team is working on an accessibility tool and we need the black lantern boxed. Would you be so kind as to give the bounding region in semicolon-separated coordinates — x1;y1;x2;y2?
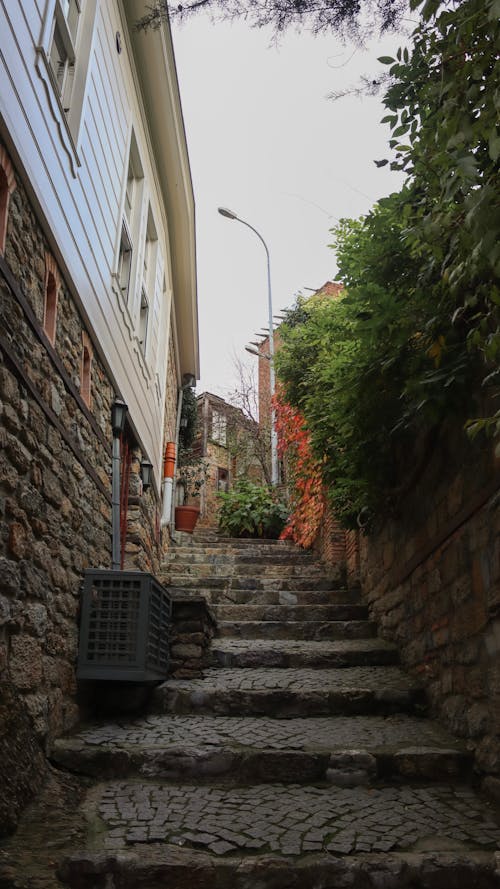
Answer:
140;459;153;491
111;398;128;436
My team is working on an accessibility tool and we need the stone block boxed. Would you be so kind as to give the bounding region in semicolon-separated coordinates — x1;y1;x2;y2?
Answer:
25;602;48;637
0;557;21;595
9;635;43;690
8;521;28;560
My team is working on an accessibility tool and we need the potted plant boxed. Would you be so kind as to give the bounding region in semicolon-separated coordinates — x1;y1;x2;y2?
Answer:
174;447;207;533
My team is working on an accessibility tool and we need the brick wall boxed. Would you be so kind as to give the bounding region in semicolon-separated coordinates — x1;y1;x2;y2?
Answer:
311;507;347;584
359;425;500;780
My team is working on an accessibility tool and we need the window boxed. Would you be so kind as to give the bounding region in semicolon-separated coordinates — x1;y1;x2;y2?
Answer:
217;468;229;492
211;410;227;446
117;222;132;298
43;254;60;345
81;331;93;407
138;206;158;357
115;131;143;304
48;0;81;112
0;146;16;256
138;289;149;354
37;0;97;168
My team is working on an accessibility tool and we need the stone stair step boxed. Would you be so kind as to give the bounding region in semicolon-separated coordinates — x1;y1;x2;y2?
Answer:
164;549;316;564
167;575;340;592
51;713;473;785
56;780;500;889
207;587;360;605
166;564;332;578
152;666;426;717
212;603;368;622
211;637;399;668
216;619;377;640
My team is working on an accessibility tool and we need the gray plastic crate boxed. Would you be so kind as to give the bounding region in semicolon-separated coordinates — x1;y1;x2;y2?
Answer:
77;570;171;682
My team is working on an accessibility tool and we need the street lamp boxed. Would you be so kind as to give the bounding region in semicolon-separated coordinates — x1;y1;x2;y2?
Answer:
218;207;279;486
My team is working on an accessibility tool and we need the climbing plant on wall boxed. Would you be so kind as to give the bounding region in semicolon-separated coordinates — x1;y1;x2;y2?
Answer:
274;390;325;548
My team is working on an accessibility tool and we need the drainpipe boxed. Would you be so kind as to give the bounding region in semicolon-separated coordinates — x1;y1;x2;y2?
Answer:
111;399;128;570
170;384;185;528
160;442;176;527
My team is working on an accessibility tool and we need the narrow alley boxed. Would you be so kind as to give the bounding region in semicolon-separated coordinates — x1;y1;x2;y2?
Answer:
2;532;499;888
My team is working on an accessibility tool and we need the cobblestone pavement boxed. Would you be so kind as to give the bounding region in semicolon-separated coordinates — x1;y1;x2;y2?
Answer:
161;666;416;693
95;781;500;856
62;714;464;753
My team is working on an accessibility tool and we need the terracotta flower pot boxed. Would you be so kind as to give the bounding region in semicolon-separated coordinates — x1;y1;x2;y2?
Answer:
174;505;200;533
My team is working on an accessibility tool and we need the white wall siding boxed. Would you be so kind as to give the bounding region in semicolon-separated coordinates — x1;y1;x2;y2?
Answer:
0;0;184;482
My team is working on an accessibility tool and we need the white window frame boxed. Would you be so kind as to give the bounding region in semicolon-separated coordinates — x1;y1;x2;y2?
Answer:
37;0;97;169
137;204;158;361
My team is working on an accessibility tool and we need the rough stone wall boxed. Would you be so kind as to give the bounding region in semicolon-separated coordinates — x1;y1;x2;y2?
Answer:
0;145;165;825
311;507;346;584
169;597;216;678
123;445;162;575
199;440;230;528
359;426;500;778
345;530;360;590
0;168;115;751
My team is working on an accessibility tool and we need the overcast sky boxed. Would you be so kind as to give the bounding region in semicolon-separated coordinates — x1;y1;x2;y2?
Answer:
172;15;409;398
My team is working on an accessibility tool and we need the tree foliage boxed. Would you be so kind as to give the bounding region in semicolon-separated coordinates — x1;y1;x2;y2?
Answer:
136;0;406;38
276;0;499;528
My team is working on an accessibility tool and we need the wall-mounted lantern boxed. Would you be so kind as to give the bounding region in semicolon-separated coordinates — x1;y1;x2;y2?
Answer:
111;398;128;436
140;459;153;492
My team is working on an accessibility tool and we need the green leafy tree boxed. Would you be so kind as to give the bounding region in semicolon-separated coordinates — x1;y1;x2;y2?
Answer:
276;0;499;527
378;0;500;434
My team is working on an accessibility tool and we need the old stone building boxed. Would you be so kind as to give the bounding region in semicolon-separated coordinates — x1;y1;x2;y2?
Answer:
0;1;198;833
196;391;266;526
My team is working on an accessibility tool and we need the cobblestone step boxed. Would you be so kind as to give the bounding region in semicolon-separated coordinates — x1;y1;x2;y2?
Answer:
216;619;377;640
152;666;427;717
51;713;473;785
212;603;368;622
2;771;499;889
55;780;500;889
211;637;399;668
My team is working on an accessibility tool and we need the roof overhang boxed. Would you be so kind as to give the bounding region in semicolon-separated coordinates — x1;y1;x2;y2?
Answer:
124;1;199;380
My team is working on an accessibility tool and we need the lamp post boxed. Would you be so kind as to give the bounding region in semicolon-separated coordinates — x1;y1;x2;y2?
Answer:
218;207;279;486
111;398;128;570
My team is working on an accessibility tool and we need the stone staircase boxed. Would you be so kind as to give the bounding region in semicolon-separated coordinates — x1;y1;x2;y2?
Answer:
2;532;500;888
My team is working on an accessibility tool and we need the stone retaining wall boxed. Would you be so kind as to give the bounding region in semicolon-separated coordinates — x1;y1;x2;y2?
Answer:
170;597;217;678
359;425;500;782
0;144;165;829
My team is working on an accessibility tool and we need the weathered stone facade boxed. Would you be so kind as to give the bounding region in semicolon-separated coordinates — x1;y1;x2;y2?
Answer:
359;425;500;783
0;145;167;832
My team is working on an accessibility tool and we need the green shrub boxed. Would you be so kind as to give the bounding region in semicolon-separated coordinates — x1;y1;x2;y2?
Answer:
217;480;288;539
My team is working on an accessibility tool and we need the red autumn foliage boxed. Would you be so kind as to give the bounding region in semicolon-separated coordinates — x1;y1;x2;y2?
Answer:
273;386;325;548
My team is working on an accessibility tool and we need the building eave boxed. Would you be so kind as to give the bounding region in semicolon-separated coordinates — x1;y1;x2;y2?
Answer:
124;2;199;381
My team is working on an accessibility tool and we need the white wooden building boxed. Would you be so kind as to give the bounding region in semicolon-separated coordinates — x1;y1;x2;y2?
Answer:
0;0;198;487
